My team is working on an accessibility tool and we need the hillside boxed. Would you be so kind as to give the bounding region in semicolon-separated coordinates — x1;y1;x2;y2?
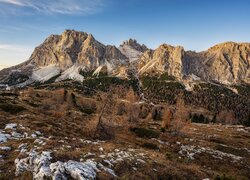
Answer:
0;81;250;179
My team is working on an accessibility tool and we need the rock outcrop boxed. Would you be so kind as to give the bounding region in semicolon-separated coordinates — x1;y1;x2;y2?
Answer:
138;44;184;79
1;30;129;85
30;30;127;70
184;42;250;84
119;39;148;63
121;39;148;52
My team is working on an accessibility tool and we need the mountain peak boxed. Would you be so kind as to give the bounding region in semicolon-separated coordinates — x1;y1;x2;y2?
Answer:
121;38;148;52
62;29;88;36
208;41;250;52
0;30;249;86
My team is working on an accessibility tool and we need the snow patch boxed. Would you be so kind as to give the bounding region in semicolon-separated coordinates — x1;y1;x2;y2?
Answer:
32;65;61;82
0;131;11;143
5;123;17;130
56;64;84;82
119;45;142;62
0;146;11;151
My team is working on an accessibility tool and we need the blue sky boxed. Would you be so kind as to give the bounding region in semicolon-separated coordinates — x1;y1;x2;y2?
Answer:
0;0;250;67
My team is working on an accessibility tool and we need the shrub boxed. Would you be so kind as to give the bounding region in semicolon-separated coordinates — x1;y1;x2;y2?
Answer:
242;114;250;127
141;142;159;150
215;174;234;180
130;127;160;138
0;103;26;114
165;151;174;160
161;127;166;133
152;107;164;121
159;73;176;81
81;108;95;115
190;114;209;124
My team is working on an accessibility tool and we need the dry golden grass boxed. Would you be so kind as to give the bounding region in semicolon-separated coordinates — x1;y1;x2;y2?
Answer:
0;87;249;179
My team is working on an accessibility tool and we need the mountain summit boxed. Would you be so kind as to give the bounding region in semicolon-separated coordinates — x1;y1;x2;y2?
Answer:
0;30;249;86
30;30;127;71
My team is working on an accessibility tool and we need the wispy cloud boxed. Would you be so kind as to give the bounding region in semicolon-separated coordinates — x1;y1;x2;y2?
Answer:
0;0;25;6
0;0;105;15
0;43;33;67
0;43;32;52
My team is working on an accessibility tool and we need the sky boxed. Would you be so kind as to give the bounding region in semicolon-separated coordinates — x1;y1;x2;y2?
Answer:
0;0;250;68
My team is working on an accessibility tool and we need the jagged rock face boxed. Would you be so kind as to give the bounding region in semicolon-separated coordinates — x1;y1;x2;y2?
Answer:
119;39;148;63
121;39;148;52
183;51;206;78
30;30;127;71
0;60;33;84
139;44;184;79
1;30;250;86
204;42;250;83
184;42;250;83
138;49;154;68
30;31;86;70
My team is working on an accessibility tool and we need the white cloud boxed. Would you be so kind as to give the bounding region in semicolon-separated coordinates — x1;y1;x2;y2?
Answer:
0;0;105;15
0;0;25;6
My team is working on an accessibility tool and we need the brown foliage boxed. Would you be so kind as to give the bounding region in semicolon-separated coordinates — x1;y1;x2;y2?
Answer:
162;108;173;129
217;110;237;125
125;87;140;122
170;94;189;134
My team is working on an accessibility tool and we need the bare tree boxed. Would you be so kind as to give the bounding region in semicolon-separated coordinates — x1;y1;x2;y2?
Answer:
94;88;116;140
170;93;189;134
125;87;140;122
161;107;173;129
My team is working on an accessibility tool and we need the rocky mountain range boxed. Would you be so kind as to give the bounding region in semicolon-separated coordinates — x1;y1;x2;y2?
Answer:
1;30;250;180
0;30;249;86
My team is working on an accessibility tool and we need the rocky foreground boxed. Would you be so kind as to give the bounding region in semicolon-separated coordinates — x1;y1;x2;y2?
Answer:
0;86;249;180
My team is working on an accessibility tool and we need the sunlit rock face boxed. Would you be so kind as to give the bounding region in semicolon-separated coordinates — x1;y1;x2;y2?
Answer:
184;42;250;84
30;30;127;71
138;44;184;79
0;30;250;85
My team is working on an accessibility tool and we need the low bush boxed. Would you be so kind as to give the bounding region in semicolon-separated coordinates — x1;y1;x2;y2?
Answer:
80;107;96;115
0;103;26;114
215;174;234;180
130;127;160;138
243;116;250;127
165;151;174;160
190;113;209;124
141;142;159;150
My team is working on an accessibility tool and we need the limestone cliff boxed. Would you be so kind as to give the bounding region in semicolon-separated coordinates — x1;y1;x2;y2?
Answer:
138;44;184;79
1;30;250;86
30;30;127;71
184;42;250;84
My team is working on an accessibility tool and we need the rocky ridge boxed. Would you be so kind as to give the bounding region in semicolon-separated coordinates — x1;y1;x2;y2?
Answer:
0;30;249;86
184;42;250;84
